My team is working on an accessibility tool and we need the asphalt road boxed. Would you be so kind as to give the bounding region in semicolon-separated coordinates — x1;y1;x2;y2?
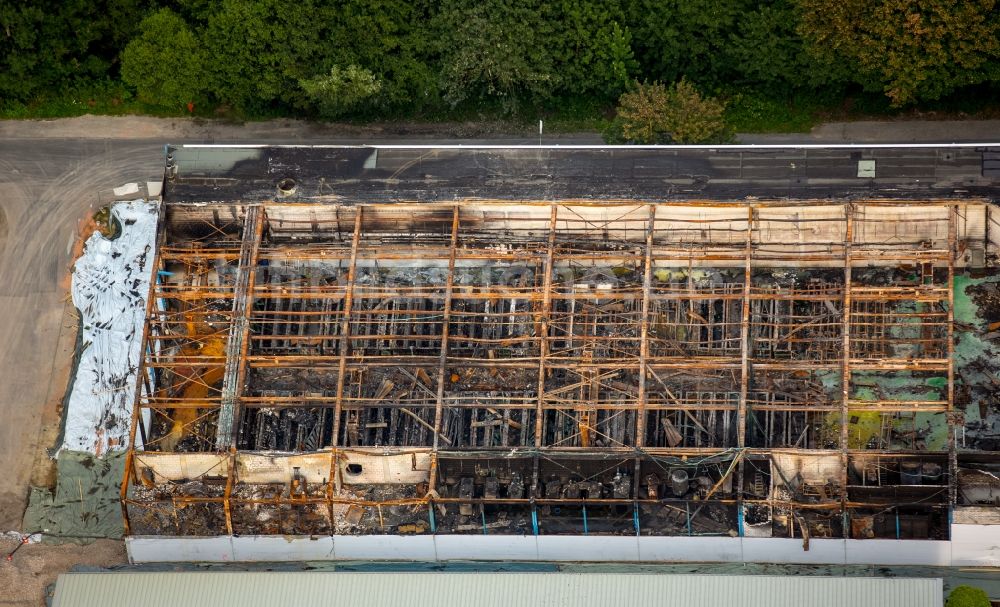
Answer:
167;144;998;203
0;139;164;529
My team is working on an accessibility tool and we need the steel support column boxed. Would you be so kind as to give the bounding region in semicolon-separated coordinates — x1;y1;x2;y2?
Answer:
215;204;265;449
532;204;558;497
947;204;958;509
331;209;363;492
736;206;754;524
840;204;854;536
430;206;460;493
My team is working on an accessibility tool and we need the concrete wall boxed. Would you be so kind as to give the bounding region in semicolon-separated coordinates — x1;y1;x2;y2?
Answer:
138;451;434;486
127;524;1000;565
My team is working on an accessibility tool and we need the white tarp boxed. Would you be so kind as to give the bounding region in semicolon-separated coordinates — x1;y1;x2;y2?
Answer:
60;200;158;456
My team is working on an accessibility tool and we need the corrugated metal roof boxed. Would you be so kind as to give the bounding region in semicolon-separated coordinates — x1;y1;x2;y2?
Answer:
52;572;941;607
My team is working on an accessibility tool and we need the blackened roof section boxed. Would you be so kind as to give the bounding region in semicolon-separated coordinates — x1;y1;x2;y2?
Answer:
163;145;1000;203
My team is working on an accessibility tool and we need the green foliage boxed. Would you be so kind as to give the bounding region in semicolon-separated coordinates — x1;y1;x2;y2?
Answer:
796;0;1000;105
545;2;636;99
608;81;671;143
726;2;835;90
662;79;733;143
301;66;383;119
0;0;145;101
203;0;330;112
313;0;436;112
0;78;190;120
945;585;991;607
539;96;609;133
172;0;217;22
608;79;733;144
723;90;819;133
594;22;638;98
0;3;50;100
436;0;557;111
121;9;207;107
4;0;1000;124
625;0;748;86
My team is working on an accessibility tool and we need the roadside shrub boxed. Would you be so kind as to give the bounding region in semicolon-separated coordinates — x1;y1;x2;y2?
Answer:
946;585;991;607
606;79;734;144
300;65;382;119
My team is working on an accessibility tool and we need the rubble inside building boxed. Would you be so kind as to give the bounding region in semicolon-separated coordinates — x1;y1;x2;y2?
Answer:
119;145;1000;544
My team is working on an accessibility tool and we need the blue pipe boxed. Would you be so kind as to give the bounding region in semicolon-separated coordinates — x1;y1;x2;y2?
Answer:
686;501;692;536
895;509;900;540
481;509;488;535
633;503;640;536
738;504;745;537
582;504;588;535
428;506;436;533
531;508;539;536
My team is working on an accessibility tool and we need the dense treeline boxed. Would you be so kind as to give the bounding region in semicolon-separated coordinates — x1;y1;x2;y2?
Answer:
2;0;999;121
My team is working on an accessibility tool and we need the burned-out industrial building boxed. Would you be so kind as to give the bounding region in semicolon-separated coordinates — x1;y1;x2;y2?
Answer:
120;145;1000;561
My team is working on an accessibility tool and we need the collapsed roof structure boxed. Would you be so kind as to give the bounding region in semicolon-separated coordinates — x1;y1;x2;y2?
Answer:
120;145;1000;559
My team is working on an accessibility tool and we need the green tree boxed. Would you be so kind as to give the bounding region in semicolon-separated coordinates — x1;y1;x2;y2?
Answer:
173;0;218;22
726;1;840;90
0;3;52;100
301;65;382;119
545;2;636;99
435;0;557;111
945;585;991;607
609;79;732;144
625;0;750;86
0;0;152;102
318;0;438;112
594;22;639;98
204;0;330;112
796;0;1000;105
121;9;209;108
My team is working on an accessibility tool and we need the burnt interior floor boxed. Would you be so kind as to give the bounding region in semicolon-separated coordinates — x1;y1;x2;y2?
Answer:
121;200;1000;539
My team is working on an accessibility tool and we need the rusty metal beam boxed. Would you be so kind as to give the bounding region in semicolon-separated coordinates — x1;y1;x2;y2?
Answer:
635;204;656;449
432;206;461;454
121;253;164;534
228;356;949;372
168;289;947;303
331;209;363;452
736;206;753;533
840;204;853;535
737;206;753;448
247;197;980;209
532;204;558;497
121;199;171;535
948;204;958;509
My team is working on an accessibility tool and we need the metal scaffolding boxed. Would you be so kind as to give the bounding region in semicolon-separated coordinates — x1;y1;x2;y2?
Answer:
122;199;970;539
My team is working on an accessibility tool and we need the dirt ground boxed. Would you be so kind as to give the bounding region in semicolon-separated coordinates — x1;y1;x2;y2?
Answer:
0;537;125;606
0;140;165;531
1;114;999;143
0;114;598;142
